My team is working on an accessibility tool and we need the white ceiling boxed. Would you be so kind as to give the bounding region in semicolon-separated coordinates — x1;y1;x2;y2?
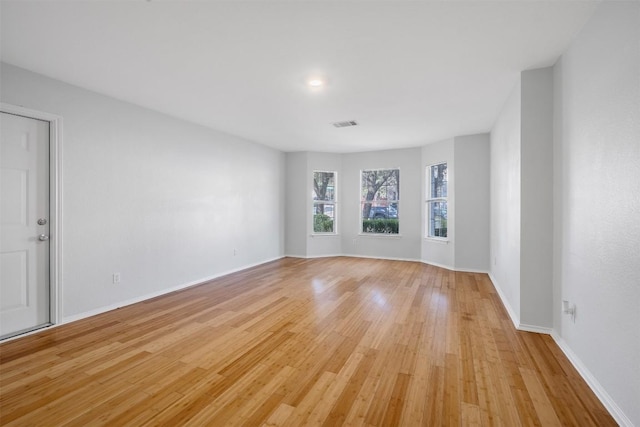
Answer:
1;1;598;153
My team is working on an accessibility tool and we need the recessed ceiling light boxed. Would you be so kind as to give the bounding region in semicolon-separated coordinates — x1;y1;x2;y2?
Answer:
308;78;324;88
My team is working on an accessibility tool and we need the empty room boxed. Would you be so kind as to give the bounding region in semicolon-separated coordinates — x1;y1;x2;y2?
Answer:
0;1;638;426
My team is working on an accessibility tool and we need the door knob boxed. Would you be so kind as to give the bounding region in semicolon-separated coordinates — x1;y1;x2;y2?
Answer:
38;234;49;241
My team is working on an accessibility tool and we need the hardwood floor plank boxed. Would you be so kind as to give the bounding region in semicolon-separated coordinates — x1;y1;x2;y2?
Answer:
0;257;617;426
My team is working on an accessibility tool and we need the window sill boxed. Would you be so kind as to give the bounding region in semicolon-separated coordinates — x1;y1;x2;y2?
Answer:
358;233;403;239
424;237;449;244
310;233;339;237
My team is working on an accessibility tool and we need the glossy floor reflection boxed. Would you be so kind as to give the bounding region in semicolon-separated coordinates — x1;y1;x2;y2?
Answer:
0;257;616;426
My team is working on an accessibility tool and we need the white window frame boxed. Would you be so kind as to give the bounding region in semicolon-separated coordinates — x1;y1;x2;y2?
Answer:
360;168;400;236
426;162;448;240
312;170;337;235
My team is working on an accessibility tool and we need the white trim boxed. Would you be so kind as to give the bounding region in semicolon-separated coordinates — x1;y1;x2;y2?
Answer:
359;167;400;234
486;273;554;334
420;260;489;274
487;273;629;424
284;253;344;259
551;332;634;427
421;260;454;271
425;162;449;239
518;323;553;334
0;103;63;328
0;323;61;343
487;273;520;330
283;254;307;258
63;256;284;324
285;254;490;274
1;251;631;425
453;267;490;274
285;253;421;263
423;237;449;244
343;253;422;263
357;233;403;238
312;170;338;234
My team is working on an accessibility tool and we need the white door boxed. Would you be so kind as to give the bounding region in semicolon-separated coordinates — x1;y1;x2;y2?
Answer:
0;112;51;339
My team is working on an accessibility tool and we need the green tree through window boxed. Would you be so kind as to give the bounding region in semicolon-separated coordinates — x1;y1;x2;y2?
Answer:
313;171;336;233
361;169;399;234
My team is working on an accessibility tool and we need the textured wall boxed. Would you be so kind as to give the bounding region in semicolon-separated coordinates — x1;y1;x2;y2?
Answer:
1;63;286;319
553;2;640;424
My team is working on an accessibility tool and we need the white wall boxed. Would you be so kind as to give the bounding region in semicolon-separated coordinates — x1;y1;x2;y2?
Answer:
421;139;455;268
490;80;522;321
1;63;286;320
454;134;490;272
553;2;640;425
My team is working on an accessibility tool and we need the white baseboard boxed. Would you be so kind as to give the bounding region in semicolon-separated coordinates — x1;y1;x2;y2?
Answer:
453;267;490;274
8;254;632;426
487;273;520;330
517;323;553;334
420;260;455;270
550;331;634;427
284;253;344;259
62;256;285;325
285;254;490;275
486;274;631;426
286;253;423;263
342;253;422;263
487;274;553;335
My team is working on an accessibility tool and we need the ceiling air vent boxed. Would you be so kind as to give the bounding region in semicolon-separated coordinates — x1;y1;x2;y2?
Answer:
332;120;358;128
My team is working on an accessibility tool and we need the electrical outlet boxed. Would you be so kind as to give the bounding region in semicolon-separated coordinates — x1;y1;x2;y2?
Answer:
562;300;576;322
112;273;121;284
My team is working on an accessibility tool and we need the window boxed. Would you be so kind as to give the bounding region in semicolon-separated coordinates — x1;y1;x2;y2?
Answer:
313;171;336;233
361;169;399;234
426;163;447;238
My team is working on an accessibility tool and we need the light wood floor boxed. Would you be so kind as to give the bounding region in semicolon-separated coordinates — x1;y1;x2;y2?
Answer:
0;257;616;426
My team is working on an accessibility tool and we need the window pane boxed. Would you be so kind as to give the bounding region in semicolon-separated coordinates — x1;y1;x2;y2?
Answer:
313;172;335;201
314;203;334;233
361;201;398;219
313;171;336;233
430;164;447;198
361;169;399;201
428;201;447;237
361;169;399;234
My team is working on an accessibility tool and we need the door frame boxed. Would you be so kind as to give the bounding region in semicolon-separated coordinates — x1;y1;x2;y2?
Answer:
1;103;63;330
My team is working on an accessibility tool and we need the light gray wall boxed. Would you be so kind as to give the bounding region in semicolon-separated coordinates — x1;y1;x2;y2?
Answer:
553;2;640;424
1;63;286;320
490;68;555;329
307;152;342;257
286;143;490;268
520;68;554;328
490;80;522;320
421;139;455;268
454;134;490;272
285;152;307;257
341;148;422;260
